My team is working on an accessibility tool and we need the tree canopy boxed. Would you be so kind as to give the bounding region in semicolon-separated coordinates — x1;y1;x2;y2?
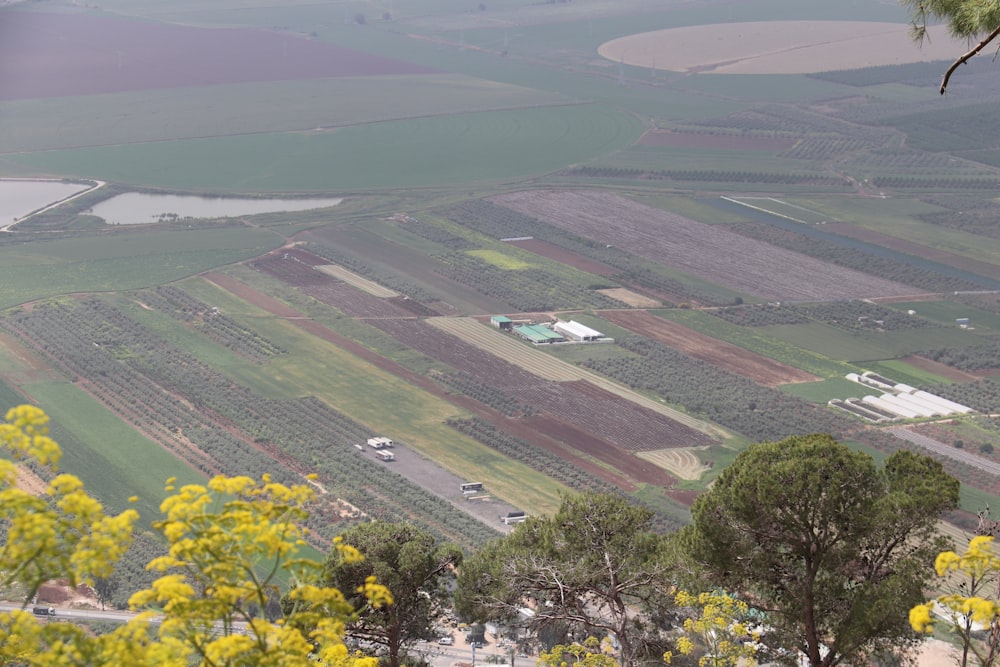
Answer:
323;521;462;667
0;404;388;666
455;492;676;667
684;433;959;667
902;0;1000;93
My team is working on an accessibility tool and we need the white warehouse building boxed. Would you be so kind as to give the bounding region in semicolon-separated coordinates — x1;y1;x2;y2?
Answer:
553;320;604;342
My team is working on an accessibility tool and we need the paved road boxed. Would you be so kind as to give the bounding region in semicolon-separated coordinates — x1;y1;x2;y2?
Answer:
889;427;1000;475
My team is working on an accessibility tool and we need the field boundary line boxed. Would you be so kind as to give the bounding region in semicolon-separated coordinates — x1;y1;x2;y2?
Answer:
316;264;399;298
426;317;727;438
720;195;809;224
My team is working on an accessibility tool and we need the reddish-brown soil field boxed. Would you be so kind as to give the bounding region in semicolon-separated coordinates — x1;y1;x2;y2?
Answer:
491;190;915;301
0;12;436;101
252;254;426;318
824;222;1000;282
506;238;618;276
639;130;796;151
367;317;714;452
203;272;301;317
900;355;984;383
202;273;657;491
600;310;818;386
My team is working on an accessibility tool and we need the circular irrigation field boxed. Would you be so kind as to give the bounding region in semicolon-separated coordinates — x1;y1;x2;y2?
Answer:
3;104;643;192
599;21;968;75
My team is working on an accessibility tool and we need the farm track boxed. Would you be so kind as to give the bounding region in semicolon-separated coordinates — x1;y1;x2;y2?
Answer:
427;317;724;437
492;190;915;301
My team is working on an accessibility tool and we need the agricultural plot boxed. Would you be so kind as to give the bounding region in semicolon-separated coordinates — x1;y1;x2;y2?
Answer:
505;238;618;276
0;11;436;102
637;448;711;481
722;197;835;224
0;296;504;548
599;310;817;386
0;225;281;309
2;105;642;193
428;317;722;435
367;317;716;452
491;190;916;301
253;253;427;318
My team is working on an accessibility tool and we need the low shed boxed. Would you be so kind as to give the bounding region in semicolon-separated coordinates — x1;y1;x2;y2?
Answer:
554;320;603;341
513;324;564;344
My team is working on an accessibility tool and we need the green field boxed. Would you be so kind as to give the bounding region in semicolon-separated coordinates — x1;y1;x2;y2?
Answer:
780;377;876;403
22;381;205;527
0;226;282;308
654;309;855;378
760;322;968;364
0;105;643;192
887;300;1000;333
0;75;572;154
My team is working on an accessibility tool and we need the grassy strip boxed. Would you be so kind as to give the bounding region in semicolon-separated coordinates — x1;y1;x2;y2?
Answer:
654;309;853;378
22;381;205;527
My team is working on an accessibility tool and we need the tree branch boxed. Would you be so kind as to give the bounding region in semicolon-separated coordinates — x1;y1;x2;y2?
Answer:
941;25;1000;94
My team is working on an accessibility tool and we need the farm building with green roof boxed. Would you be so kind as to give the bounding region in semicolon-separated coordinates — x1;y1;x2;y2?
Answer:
513;324;564;344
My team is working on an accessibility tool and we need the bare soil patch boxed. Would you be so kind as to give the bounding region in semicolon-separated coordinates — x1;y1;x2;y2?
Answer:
639;130;796;151
14;465;47;496
597;289;661;308
599;21;966;75
600;310;817;386
506;238;618;276
1;12;436;101
902;355;984;383
492;190;914;301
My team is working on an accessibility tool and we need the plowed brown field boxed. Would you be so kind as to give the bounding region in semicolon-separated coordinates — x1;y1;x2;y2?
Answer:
600;310;817;386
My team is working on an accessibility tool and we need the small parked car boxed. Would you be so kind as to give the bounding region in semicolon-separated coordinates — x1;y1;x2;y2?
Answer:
438;636;454;645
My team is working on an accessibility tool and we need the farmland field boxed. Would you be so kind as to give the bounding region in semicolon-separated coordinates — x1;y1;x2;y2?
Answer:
0;75;573;154
0;105;642;192
491;190;916;301
6;0;1000;550
598;310;818;386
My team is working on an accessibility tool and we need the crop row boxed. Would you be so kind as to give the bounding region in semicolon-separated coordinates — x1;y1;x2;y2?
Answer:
567;166;847;186
436;372;537;417
139;286;287;362
492;190;915;302
368;317;713;449
860;427;1000;496
792;301;943;332
778;136;871;161
439;251;624;312
439;200;727;306
305;243;439;304
584;334;852;443
0;297;500;548
920;341;1000;372
694;107;894;143
729;221;984;293
841;147;965;169
446;417;625;499
871;175;1000;189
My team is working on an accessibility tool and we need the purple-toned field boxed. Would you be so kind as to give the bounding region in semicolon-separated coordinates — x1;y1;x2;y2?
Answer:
367;317;715;454
0;12;436;101
492;190;916;301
